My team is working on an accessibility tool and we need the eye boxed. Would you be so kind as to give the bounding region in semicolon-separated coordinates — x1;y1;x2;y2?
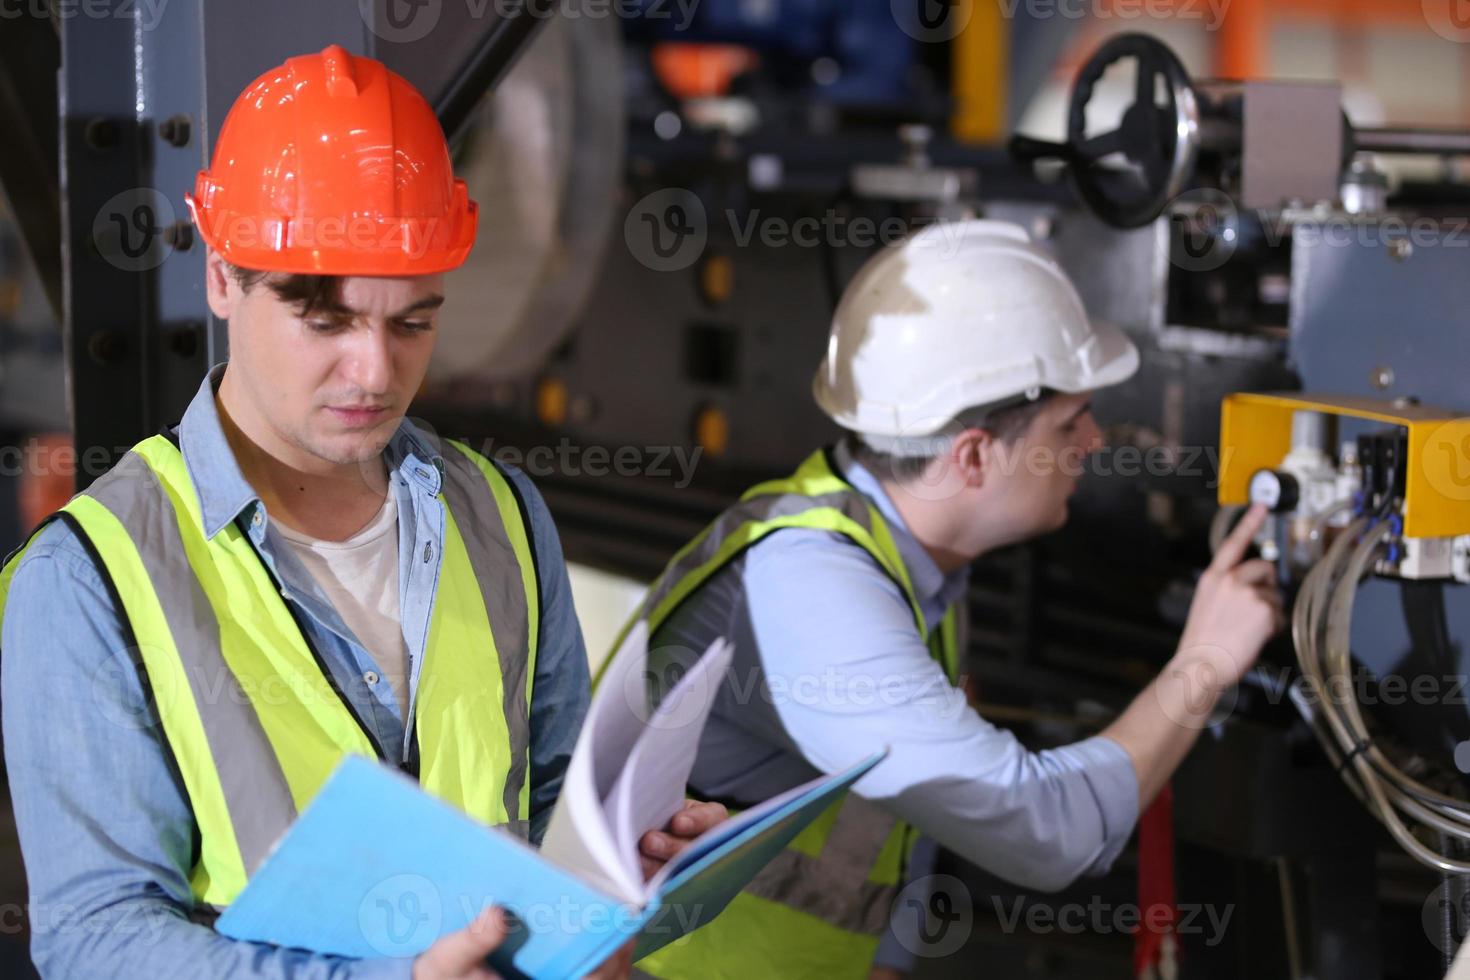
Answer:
306;319;348;335
395;319;435;334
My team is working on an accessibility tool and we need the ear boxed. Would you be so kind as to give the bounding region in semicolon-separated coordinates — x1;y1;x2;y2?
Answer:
204;249;234;321
946;427;992;489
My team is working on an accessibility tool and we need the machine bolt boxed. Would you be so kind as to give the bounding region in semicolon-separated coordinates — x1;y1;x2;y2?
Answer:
158;114;192;147
87;329;128;365
162;222;194;251
1388;238;1413;262
168;322;201;359
1371;365;1395;390
84;118;119;150
898;124;933;168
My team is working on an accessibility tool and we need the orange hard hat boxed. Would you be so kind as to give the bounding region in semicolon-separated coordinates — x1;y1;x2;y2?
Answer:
186;45;477;276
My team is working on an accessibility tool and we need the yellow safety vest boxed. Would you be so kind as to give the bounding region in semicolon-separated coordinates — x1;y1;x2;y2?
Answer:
0;434;539;911
599;446;963;980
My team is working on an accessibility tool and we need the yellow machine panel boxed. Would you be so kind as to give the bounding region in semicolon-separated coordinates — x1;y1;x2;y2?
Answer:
1218;392;1470;539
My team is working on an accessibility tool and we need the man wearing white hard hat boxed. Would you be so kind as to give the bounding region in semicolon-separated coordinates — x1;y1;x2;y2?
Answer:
600;220;1282;980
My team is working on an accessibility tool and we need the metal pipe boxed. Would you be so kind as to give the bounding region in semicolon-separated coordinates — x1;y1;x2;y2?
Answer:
1354;126;1470;157
434;0;557;147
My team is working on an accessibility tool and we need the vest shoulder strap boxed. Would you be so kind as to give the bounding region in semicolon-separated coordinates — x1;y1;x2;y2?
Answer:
597;447;929;687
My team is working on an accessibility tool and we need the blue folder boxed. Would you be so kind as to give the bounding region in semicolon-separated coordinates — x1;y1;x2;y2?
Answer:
216;751;885;978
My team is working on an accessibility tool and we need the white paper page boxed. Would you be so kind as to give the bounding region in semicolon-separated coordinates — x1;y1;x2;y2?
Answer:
605;637;734;895
539;621;653;904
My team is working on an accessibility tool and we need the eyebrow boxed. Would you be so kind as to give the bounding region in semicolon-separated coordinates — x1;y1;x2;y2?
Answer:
1065;400;1094;424
312;294;446;319
392;295;446;317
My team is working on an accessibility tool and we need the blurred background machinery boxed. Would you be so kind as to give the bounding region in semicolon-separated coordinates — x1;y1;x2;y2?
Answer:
2;1;1470;977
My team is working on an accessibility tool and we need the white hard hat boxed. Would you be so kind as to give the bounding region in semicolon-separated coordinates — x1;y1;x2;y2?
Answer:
813;219;1139;441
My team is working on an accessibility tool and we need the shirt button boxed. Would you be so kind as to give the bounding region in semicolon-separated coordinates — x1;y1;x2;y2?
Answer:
251;510;263;528
364;671;380;685
423;542;434;564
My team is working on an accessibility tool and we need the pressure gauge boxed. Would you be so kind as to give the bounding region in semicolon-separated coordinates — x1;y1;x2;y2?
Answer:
1248;469;1300;514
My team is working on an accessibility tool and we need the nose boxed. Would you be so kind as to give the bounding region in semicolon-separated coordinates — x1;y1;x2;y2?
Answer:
1082;414;1105;454
343;323;393;395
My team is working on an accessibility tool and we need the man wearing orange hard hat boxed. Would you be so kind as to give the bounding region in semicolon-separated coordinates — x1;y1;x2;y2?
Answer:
0;45;721;979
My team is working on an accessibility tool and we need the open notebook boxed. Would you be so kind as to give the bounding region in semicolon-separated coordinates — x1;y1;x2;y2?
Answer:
215;622;886;978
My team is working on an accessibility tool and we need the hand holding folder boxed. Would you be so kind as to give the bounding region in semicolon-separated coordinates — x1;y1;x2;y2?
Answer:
215;623;887;978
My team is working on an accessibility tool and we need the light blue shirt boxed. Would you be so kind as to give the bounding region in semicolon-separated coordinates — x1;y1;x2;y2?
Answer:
1;364;591;979
653;456;1140;898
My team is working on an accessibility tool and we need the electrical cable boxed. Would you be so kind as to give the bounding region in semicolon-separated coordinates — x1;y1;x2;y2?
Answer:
1287;515;1470;873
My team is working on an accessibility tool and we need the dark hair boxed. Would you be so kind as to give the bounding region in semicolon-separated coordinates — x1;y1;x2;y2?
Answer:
225;263;346;318
850;393;1055;484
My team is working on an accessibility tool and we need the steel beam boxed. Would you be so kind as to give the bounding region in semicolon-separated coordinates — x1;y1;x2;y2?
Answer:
0;12;61;320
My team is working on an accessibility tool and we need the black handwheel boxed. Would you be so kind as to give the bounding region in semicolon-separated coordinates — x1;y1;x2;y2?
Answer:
1065;33;1201;228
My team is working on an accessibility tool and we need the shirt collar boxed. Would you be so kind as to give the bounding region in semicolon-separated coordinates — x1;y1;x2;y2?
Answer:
837;450;970;610
177;362;445;540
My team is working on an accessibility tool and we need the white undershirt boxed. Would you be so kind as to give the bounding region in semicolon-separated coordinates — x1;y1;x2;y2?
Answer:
277;492;411;713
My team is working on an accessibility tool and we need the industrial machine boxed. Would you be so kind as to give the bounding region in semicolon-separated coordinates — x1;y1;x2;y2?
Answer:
1220;396;1470;868
2;4;1469;978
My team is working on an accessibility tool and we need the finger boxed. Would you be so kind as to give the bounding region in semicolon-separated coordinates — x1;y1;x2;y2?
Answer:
639;854;661;881
640;830;673;860
612;941;634;977
670;801;726;837
1231;558;1278;586
1255;586;1286;624
584;941;636;980
432;907;506;972
1210;503;1268;572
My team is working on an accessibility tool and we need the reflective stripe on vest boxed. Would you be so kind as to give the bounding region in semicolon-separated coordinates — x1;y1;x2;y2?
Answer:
0;435;538;909
602;446;963;979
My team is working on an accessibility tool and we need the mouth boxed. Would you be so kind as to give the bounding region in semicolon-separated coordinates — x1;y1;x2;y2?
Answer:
326;405;393;428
